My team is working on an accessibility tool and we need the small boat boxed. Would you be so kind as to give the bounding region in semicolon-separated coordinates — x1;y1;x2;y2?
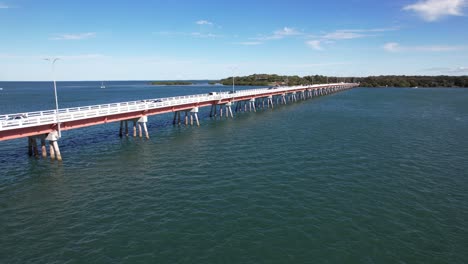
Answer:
100;81;106;89
0;88;3;91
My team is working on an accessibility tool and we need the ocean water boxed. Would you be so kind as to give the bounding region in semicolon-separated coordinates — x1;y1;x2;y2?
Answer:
1;82;467;263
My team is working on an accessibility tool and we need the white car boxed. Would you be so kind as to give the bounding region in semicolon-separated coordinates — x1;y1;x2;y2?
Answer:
1;114;28;128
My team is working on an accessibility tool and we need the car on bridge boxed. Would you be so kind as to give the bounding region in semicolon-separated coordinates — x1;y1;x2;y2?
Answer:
1;114;29;128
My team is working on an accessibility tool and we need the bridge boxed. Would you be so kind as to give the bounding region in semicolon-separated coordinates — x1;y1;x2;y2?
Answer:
0;82;358;161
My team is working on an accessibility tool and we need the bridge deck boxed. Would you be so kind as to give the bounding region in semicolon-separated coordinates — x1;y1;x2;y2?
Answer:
0;83;358;141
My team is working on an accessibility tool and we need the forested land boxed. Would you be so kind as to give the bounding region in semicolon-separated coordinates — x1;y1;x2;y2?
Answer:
217;74;468;87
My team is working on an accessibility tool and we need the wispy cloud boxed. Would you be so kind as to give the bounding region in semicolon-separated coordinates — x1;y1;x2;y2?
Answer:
425;66;468;73
306;27;397;50
236;41;262;46
403;0;467;21
196;20;213;25
190;32;220;38
154;30;221;38
255;27;303;40
306;40;323;50
383;42;468;52
50;32;96;40
322;31;366;40
0;53;106;60
383;42;400;52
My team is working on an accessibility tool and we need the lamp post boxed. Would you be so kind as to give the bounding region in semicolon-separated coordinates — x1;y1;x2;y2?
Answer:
44;58;61;138
232;74;235;93
229;66;237;93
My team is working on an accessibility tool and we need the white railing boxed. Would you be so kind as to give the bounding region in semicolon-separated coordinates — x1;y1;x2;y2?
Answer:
0;83;357;131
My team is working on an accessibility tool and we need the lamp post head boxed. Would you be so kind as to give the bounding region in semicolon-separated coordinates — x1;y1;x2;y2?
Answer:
44;58;60;64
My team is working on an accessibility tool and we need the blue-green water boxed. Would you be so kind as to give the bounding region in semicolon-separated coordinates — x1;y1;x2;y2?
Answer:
1;82;467;263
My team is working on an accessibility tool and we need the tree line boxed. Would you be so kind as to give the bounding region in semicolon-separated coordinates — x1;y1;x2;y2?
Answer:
217;74;468;88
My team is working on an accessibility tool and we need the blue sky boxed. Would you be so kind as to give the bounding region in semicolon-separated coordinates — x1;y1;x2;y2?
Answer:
1;0;467;80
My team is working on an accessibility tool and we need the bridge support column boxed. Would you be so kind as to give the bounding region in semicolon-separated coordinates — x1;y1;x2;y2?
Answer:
267;95;274;108
41;136;47;158
28;136;39;157
219;105;224;117
210;105;216;118
189;107;200;126
249;98;256;112
224;102;233;118
173;112;177;125
137;116;149;139
125;121;129;136
46;131;62;161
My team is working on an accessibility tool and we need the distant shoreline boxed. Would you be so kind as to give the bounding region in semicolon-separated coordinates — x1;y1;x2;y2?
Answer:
149;81;194;86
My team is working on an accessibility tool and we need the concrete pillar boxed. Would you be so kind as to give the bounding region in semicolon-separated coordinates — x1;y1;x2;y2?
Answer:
52;141;62;162
143;122;149;139
41;136;47;158
46;131;61;161
250;98;256;112
225;102;233;118
173;112;177;125
209;105;214;118
125;121;129;137
32;137;39;157
190;107;200;126
194;113;200;126
137;116;148;139
28;137;33;156
49;143;55;160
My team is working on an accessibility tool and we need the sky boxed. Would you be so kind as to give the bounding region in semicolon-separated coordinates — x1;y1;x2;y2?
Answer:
0;0;467;81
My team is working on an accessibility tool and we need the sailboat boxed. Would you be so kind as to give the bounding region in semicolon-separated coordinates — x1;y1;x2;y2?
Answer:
100;81;106;89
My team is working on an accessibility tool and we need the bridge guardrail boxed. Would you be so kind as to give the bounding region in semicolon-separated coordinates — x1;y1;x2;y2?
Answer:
0;83;357;131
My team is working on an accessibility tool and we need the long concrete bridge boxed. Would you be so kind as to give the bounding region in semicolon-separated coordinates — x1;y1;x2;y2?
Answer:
0;82;358;161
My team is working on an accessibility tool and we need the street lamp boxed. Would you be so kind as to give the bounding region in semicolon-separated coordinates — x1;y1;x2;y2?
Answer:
232;74;235;93
44;58;61;138
229;66;237;93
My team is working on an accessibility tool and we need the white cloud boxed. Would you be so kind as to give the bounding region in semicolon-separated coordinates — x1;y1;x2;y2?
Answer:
190;32;219;38
50;32;96;40
154;31;221;38
255;27;303;40
403;0;467;21
306;40;323;50
305;27;398;50
424;66;468;73
383;42;468;52
196;20;213;25
0;53;106;60
322;31;366;40
274;27;302;37
236;41;262;46
383;42;401;52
